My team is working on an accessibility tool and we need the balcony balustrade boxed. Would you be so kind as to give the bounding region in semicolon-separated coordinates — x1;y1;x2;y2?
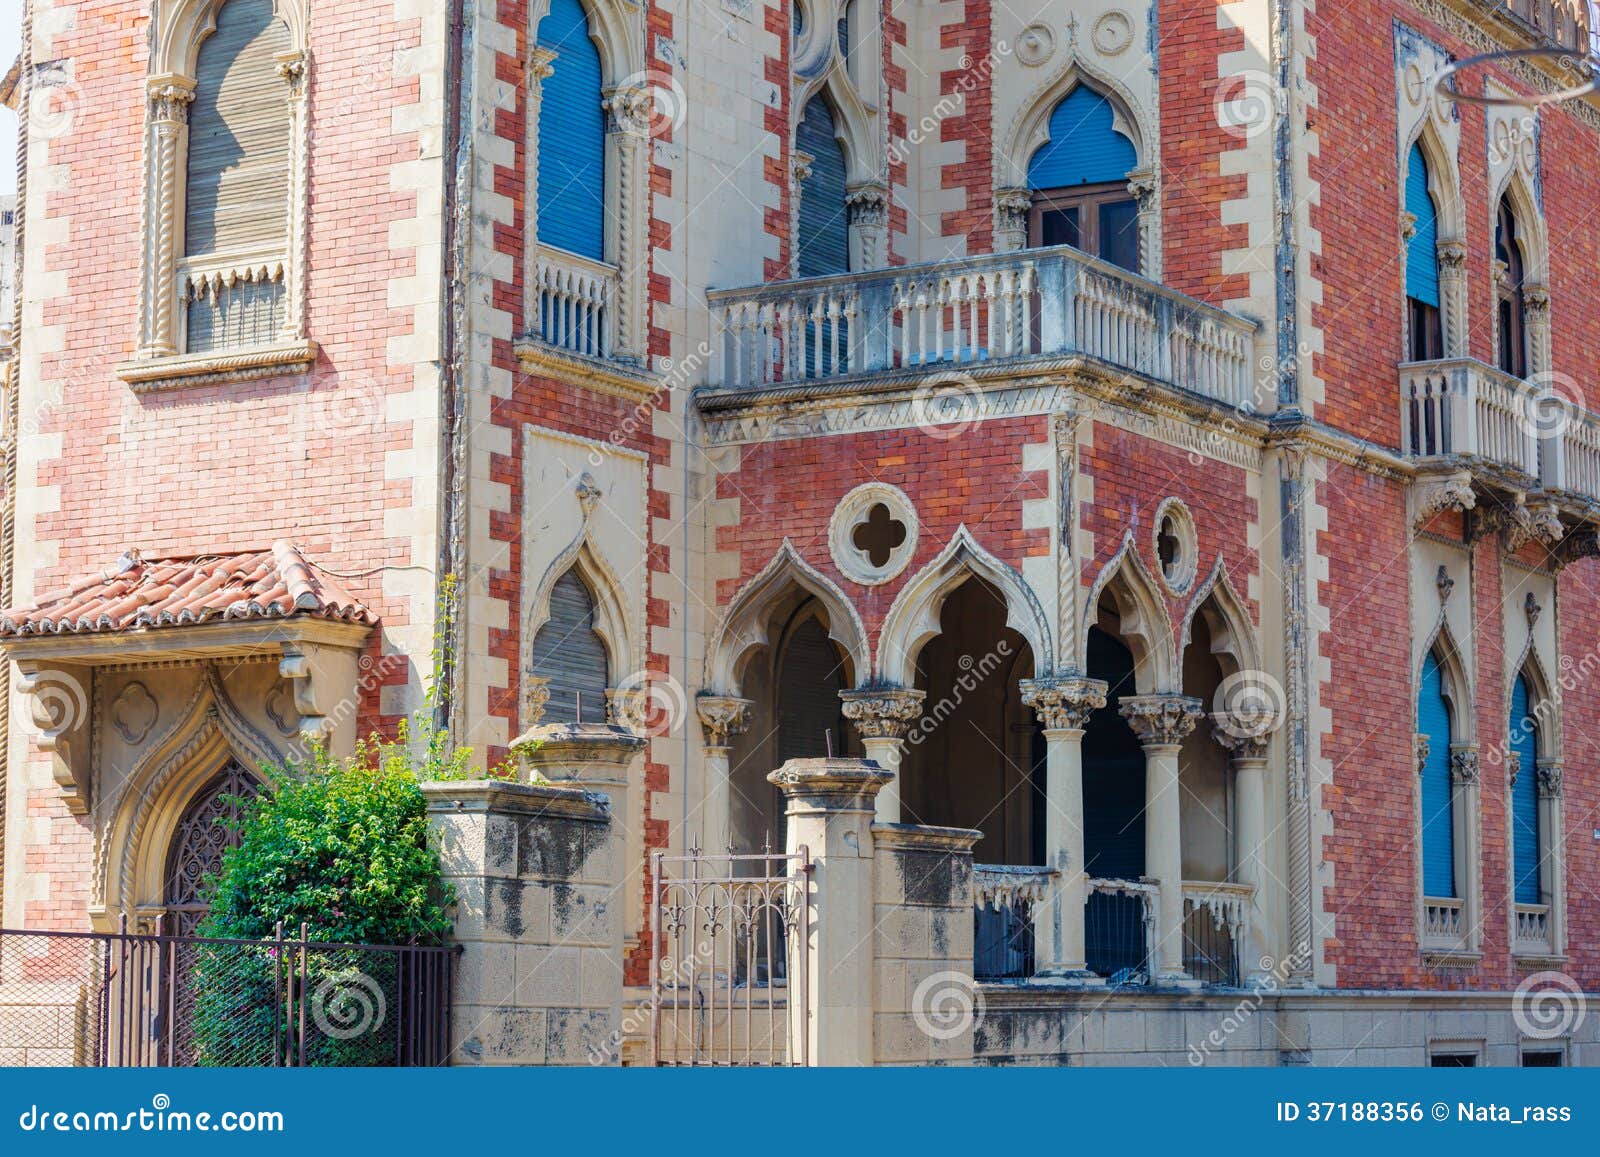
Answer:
706;246;1258;409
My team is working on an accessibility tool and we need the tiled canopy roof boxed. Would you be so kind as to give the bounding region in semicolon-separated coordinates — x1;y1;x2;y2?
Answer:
0;542;377;638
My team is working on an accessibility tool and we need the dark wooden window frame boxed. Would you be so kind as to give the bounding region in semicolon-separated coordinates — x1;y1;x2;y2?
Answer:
1028;182;1139;268
1496;198;1529;379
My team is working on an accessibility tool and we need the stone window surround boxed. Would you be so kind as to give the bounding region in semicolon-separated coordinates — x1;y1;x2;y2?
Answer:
828;481;918;586
115;0;316;393
1414;632;1484;968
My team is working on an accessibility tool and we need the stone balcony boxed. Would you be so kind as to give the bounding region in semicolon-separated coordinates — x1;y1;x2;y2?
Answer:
701;245;1259;411
1400;358;1600;557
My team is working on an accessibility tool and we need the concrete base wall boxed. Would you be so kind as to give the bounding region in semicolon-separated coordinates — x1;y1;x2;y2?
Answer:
975;988;1600;1067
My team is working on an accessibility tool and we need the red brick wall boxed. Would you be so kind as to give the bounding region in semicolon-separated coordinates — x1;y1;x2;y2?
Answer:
1557;557;1600;990
938;0;993;253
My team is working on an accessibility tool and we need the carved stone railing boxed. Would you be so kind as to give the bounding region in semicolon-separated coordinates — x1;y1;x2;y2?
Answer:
1514;902;1553;953
1084;876;1158;983
1499;0;1591;51
1541;399;1600;501
707;246;1258;408
1423;896;1465;944
1400;358;1541;479
533;248;617;361
972;865;1056;981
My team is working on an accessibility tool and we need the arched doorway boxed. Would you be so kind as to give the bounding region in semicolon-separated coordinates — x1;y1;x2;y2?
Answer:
163;760;260;936
1082;621;1146;979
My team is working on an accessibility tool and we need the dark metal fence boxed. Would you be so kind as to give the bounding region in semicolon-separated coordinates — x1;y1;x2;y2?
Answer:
1084;879;1155;984
0;926;454;1067
650;847;811;1066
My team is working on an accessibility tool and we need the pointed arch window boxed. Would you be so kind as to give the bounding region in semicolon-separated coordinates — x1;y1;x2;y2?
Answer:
1509;672;1542;905
529;569;611;724
1496;196;1529;378
1025;86;1140;271
1405;143;1443;362
796;95;851;278
1418;650;1456;899
164;761;260;936
535;0;607;263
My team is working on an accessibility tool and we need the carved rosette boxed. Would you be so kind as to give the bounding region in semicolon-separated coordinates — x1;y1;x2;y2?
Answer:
839;688;925;742
1536;761;1563;799
1449;747;1480;787
1020;677;1108;733
1415;733;1431;775
1119;695;1204;748
696;695;753;751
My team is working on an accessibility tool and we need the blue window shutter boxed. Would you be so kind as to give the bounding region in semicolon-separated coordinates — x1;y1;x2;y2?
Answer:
1419;652;1456;898
537;0;606;262
797;96;850;278
1026;86;1138;190
1406;143;1441;309
1510;675;1542;904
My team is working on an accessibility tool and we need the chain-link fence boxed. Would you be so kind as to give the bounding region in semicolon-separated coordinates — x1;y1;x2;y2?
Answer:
0;927;454;1067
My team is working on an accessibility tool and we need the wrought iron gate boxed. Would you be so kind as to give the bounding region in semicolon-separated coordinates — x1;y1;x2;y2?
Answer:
649;847;811;1066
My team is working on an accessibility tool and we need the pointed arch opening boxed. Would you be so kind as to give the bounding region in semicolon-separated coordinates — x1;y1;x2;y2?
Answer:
797;93;851;278
1509;668;1542;905
1081;539;1175;695
535;0;608;263
1023;83;1141;271
1405;141;1444;362
1496;193;1531;379
527;567;612;724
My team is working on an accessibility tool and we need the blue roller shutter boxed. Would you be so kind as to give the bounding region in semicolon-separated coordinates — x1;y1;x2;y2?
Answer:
537;0;606;262
1026;86;1138;190
1406;143;1440;309
796;96;849;278
1510;674;1542;904
1419;652;1456;898
530;569;609;724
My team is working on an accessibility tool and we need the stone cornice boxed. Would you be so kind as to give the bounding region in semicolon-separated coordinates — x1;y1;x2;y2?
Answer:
0;616;371;666
115;339;319;392
514;337;660;404
420;779;611;823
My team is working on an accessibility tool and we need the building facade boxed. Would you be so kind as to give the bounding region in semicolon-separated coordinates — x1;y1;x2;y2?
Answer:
3;0;1600;1065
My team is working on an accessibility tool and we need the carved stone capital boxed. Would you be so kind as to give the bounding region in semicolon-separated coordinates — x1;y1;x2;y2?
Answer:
1449;747;1480;787
1400;210;1418;244
1486;499;1566;553
1506;750;1522;787
845;181;889;228
696;695;753;750
522;675;552;727
147;78;196;123
1212;714;1272;761
274;50;308;95
1126;167;1157;208
1415;733;1431;775
839;688;925;741
1436;239;1468;271
1551;528;1600;570
790;149;815;187
1536;760;1563;799
1119;694;1204;748
1412;469;1476;528
1020;677;1107;732
1523;283;1551;316
529;45;558;83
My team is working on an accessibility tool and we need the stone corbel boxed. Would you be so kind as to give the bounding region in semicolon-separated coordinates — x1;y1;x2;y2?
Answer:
1410;468;1476;531
1550;527;1600;571
279;641;361;754
995;186;1033;253
1503;499;1564;554
16;661;93;815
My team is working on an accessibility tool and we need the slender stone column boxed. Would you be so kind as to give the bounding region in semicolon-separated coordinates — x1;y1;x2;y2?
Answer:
1212;717;1273;978
838;688;924;825
1120;694;1204;983
140;79;196;358
695;695;752;855
1537;760;1566;954
1020;676;1107;979
769;757;892;1067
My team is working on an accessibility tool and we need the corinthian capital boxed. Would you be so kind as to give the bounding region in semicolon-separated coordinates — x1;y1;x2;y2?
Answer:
1450;747;1480;787
839;688;925;741
1020;676;1107;732
1119;695;1204;747
1536;760;1563;799
696;695;753;749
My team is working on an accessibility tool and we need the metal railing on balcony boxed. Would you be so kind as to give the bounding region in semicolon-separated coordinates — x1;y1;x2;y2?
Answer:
1084;877;1157;984
1400;358;1542;478
707;246;1258;408
971;865;1055;981
1181;881;1253;988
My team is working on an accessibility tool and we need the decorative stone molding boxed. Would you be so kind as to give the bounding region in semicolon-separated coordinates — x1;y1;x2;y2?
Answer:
696;695;753;750
1435;564;1455;604
1536;760;1563;799
845;180;889;270
522;675;552;728
1525;591;1543;628
111;681;160;746
828;481;918;586
1119;695;1204;747
115;339;319;392
1411;469;1476;529
1415;733;1431;775
1449;747;1480;787
995;186;1033;253
1550;528;1600;570
17;661;93;815
1506;750;1522;788
1212;718;1271;762
838;688;925;740
1019;676;1107;732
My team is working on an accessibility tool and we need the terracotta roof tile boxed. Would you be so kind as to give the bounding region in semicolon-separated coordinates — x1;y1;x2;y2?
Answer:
0;542;377;637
